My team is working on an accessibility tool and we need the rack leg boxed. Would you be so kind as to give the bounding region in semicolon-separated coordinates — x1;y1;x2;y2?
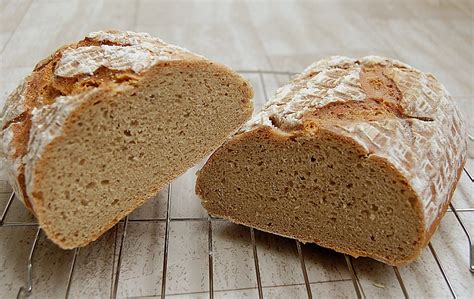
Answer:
344;255;364;299
111;216;129;299
428;243;457;298
250;228;264;299
449;203;474;272
17;227;41;299
208;217;214;299
296;241;312;299
65;248;80;298
392;266;409;298
160;184;172;298
1;192;15;225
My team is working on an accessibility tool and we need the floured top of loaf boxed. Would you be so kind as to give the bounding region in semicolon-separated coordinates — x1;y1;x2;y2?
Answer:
55;30;196;77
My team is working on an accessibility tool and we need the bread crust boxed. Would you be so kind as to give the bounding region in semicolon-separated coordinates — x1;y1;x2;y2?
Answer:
196;56;467;265
1;30;253;248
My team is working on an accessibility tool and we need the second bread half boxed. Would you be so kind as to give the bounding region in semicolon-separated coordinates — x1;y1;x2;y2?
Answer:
196;56;466;266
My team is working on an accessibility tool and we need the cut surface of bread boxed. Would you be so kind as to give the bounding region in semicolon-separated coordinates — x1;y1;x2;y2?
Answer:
0;30;253;248
196;56;466;266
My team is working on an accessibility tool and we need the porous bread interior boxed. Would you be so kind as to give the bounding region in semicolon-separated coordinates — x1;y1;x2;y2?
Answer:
33;62;252;248
196;128;424;265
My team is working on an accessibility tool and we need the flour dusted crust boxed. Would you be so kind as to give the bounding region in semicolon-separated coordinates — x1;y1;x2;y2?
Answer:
0;30;253;248
23;89;101;210
0;77;32;206
54;31;194;77
197;56;466;265
243;56;467;233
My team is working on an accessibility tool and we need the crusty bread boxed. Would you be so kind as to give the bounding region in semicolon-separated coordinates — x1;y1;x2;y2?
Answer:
0;30;253;249
196;56;467;266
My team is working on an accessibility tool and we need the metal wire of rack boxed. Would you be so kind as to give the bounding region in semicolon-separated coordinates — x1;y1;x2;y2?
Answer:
0;70;472;299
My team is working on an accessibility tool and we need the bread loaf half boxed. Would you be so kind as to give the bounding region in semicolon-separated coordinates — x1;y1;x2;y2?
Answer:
0;30;253;248
196;56;467;266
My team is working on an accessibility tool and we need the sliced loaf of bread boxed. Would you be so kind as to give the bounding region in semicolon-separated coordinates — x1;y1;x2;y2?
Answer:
0;30;253;248
195;56;466;266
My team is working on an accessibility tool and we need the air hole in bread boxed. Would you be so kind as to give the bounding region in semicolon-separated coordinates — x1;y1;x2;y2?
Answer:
85;182;96;189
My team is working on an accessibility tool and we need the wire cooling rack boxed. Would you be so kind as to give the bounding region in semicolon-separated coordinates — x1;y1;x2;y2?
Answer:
0;70;473;299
